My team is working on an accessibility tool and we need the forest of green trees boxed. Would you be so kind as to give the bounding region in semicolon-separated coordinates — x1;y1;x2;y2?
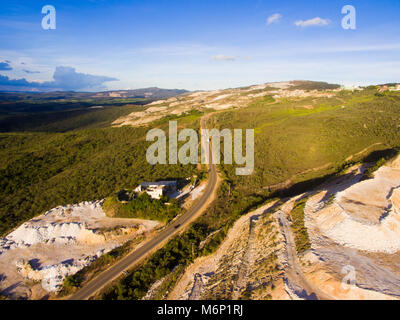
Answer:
0;124;197;236
103;192;181;222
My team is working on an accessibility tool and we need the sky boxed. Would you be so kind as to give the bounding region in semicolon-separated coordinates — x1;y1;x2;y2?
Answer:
0;0;399;91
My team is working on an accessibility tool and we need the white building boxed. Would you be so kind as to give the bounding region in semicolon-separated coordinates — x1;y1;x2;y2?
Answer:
145;185;164;199
135;181;177;199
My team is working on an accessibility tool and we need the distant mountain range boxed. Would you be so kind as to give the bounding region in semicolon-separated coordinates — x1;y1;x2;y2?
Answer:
92;87;189;99
0;87;190;102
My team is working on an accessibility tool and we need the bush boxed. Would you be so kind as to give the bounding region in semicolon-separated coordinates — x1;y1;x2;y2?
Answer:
289;198;311;254
103;193;180;223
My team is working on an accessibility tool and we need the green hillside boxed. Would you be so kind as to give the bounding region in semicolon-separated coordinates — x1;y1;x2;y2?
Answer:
214;88;400;198
0;104;145;132
0;111;201;236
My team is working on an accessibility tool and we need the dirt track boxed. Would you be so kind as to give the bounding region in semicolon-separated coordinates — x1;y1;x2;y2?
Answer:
278;204;333;300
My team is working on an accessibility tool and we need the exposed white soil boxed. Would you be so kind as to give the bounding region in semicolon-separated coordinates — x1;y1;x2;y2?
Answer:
211;93;233;102
191;184;205;200
203;103;234;110
307;159;400;254
142;278;164;300
0;201;159;299
266;82;293;89
300;158;400;299
112;81;339;127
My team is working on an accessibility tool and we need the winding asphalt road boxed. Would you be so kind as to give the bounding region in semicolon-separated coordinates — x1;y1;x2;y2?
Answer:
69;117;217;300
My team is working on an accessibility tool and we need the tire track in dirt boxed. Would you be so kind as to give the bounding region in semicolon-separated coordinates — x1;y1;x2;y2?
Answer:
232;214;260;299
278;201;333;300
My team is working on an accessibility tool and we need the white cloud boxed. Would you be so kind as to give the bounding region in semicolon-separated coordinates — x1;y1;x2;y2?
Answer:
211;54;236;61
0;66;118;92
295;17;330;27
266;13;282;25
0;61;12;71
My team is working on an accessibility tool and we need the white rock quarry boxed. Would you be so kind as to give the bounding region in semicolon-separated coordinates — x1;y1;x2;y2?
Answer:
15;247;114;292
1;201;106;254
306;159;400;254
0;200;159;296
320;193;400;254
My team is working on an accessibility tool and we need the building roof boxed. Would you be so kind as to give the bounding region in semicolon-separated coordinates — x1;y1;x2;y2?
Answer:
141;181;177;187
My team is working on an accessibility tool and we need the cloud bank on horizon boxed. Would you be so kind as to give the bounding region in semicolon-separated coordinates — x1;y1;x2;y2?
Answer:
0;66;118;92
0;61;12;71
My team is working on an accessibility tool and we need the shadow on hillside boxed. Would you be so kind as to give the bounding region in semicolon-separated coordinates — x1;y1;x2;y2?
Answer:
269;147;400;203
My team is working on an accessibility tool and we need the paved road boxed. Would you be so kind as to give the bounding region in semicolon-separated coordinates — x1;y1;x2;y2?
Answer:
69;117;217;300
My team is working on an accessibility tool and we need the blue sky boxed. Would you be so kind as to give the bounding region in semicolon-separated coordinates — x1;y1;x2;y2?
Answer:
0;0;399;91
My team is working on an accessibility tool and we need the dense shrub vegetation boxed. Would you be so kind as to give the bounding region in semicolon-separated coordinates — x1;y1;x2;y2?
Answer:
0;104;145;132
361;148;400;180
214;90;400;202
103;193;180;222
0;123;198;236
289;197;311;254
289;80;341;91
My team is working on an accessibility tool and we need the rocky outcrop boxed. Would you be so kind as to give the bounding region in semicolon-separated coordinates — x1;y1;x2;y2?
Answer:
15;247;115;292
306;163;400;254
0;200;158;296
